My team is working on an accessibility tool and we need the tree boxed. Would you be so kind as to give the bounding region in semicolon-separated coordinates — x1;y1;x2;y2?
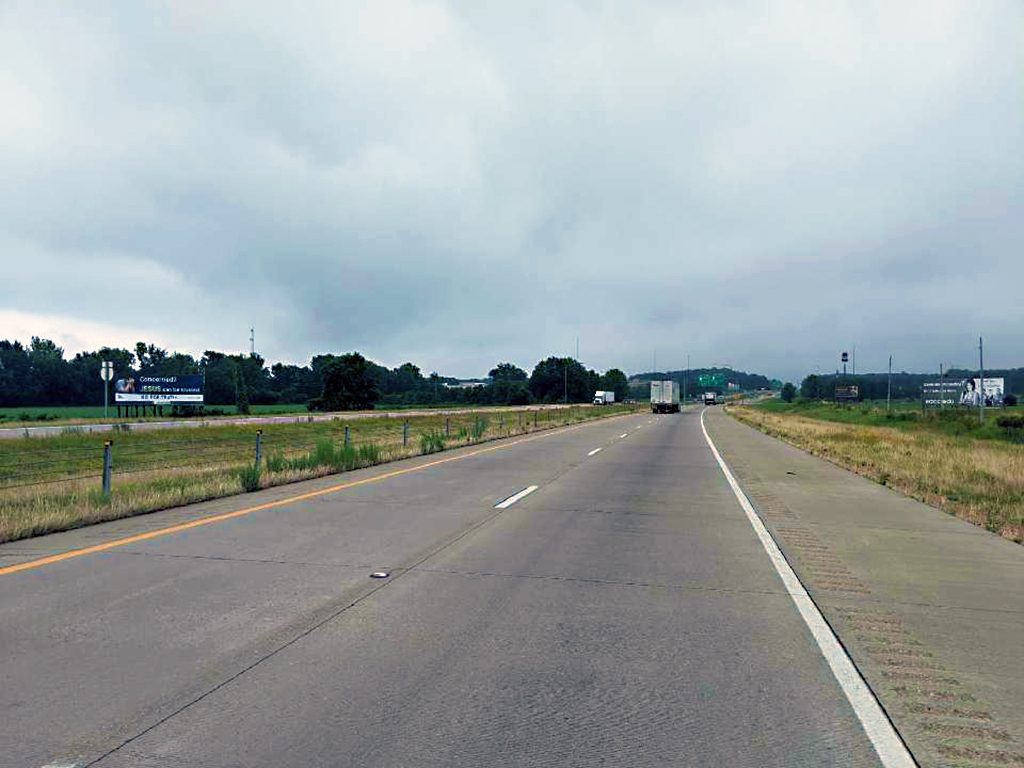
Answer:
781;382;797;402
317;353;379;411
489;363;527;382
529;357;592;403
234;363;251;414
601;368;629;402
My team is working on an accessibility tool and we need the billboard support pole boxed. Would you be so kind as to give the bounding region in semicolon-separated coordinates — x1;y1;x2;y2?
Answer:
979;336;984;425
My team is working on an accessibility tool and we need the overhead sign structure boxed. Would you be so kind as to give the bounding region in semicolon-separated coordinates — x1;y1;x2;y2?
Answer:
698;374;725;388
114;374;204;405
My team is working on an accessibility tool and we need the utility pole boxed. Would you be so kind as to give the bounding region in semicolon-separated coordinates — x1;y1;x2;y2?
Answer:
576;337;579;361
939;363;943;409
564;360;568;404
853;344;856;376
887;355;892;412
979;336;985;424
250;328;255;356
684;353;689;402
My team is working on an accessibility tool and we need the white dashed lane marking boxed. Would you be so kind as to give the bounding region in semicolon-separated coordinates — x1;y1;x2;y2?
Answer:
495;485;538;509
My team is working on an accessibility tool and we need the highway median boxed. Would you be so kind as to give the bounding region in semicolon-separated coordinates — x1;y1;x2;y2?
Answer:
0;403;641;544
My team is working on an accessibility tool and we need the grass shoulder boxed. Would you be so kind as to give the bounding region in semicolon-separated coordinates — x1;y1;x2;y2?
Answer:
727;402;1024;544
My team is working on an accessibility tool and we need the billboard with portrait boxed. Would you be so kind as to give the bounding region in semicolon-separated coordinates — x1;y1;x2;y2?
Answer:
959;378;1004;407
114;375;204;405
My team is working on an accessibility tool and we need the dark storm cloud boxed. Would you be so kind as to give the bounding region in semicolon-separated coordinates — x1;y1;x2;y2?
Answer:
1;1;1021;381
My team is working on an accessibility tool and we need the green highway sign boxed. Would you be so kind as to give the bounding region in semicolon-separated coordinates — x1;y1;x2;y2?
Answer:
698;374;725;388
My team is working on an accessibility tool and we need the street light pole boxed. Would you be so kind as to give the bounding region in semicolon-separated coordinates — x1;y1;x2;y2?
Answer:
684;353;689;402
979;336;985;425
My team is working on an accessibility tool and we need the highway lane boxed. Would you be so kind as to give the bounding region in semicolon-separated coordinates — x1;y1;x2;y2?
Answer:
1;409;886;767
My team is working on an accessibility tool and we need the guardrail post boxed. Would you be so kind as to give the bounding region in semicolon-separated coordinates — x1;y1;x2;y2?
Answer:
403;421;409;446
255;430;262;467
534;410;538;427
344;425;350;447
102;441;113;496
518;411;523;430
445;417;450;437
499;415;504;432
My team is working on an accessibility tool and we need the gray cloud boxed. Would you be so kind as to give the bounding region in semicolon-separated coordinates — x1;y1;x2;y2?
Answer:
1;1;1020;382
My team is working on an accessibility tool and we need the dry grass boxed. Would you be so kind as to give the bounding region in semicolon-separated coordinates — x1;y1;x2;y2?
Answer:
0;404;640;544
728;406;1024;543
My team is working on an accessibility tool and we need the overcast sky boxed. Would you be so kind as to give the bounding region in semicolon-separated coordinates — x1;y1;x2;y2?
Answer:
2;2;1020;382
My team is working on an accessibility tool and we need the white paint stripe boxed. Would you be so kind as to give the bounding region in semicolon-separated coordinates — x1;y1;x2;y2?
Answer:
699;409;915;768
587;447;602;456
41;763;81;768
494;485;538;509
619;433;628;438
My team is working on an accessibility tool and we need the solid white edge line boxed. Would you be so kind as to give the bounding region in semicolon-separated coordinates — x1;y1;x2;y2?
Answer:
494;485;538;509
699;408;916;768
587;447;602;456
619;433;628;438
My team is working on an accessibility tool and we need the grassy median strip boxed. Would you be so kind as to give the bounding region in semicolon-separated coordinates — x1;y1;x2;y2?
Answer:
0;404;639;544
727;403;1024;544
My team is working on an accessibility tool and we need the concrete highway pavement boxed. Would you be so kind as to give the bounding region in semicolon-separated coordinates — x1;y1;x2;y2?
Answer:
2;409;889;767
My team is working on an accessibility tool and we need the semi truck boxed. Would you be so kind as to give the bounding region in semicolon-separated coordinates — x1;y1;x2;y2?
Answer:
650;380;680;413
703;392;717;405
592;391;615;405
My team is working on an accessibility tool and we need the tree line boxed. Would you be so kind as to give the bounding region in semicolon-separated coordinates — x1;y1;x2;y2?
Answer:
0;338;631;411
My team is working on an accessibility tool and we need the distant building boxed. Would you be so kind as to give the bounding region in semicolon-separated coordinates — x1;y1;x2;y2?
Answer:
443;380;487;389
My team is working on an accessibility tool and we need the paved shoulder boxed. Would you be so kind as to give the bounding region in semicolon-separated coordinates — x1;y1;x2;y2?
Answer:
704;406;1024;767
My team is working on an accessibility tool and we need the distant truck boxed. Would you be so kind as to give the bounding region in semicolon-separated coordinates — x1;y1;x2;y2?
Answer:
703;392;717;405
592;391;615;405
650;380;680;413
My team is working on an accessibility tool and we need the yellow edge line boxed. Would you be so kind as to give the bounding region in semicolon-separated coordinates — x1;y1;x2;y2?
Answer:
0;412;636;577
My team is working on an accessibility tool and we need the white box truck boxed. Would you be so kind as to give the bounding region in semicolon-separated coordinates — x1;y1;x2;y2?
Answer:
703;392;717;405
650;380;680;413
592;391;615;405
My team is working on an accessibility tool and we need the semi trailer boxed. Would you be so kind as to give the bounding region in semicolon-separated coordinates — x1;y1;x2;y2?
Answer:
650;380;680;413
592;391;616;405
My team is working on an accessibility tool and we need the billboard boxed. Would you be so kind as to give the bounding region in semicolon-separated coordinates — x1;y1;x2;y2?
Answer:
959;378;1004;407
924;378;1004;407
835;385;859;401
922;381;961;407
114;375;204;405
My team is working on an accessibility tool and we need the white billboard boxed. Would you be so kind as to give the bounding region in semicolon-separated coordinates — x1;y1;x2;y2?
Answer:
958;378;1004;407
